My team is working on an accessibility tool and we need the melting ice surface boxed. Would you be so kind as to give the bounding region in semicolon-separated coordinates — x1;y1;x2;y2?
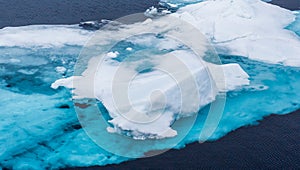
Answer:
0;0;300;169
52;18;249;140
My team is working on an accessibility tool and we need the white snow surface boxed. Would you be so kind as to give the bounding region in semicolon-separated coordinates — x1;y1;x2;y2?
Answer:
0;25;92;48
0;0;298;66
51;15;250;139
173;0;300;66
52;50;249;139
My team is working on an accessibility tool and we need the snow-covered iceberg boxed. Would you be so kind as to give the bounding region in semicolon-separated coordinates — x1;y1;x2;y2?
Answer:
52;16;249;139
1;0;300;168
52;0;300;140
173;0;300;67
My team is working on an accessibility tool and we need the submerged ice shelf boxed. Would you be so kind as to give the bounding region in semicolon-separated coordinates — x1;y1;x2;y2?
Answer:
0;0;300;169
1;48;300;169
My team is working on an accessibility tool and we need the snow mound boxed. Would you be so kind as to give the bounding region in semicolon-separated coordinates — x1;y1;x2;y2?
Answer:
52;16;249;139
174;0;300;67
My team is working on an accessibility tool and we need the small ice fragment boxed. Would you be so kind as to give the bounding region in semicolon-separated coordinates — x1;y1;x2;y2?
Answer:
9;58;21;63
55;66;67;74
106;127;116;133
125;47;133;51
18;69;38;75
106;51;119;58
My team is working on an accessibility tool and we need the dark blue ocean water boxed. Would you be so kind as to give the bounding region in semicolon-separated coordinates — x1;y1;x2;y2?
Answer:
0;0;159;28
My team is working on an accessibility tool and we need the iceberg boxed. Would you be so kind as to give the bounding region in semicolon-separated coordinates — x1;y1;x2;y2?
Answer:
51;0;300;141
173;0;300;67
52;16;249;139
1;0;300;168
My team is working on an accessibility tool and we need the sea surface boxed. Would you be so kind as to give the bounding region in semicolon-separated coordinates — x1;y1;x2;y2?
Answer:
0;0;159;28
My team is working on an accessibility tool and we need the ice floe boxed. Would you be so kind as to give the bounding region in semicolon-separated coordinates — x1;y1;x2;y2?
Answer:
0;0;300;169
0;25;92;48
52;16;249;139
173;0;300;67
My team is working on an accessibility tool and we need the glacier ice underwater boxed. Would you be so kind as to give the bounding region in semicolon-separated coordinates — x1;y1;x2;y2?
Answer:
0;1;300;170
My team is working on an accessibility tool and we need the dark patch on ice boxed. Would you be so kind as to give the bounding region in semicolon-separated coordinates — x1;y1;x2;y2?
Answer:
79;20;113;30
2;73;56;95
74;103;91;109
57;104;71;109
72;124;82;130
156;2;179;13
64;124;82;132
